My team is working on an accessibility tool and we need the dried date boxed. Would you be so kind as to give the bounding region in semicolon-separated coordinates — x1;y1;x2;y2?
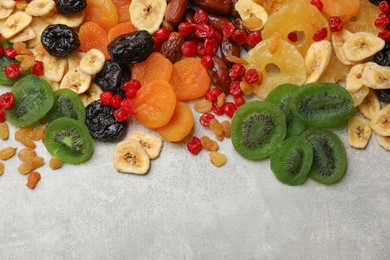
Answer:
189;0;232;15
220;38;241;68
165;0;188;26
160;32;184;63
207;56;231;93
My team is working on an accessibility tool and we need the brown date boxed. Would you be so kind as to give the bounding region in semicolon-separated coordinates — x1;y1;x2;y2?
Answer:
207;56;231;93
189;0;232;15
165;0;188;26
208;13;231;33
160;32;184;63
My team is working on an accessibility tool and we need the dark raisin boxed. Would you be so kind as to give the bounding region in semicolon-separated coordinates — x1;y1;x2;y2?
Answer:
94;60;131;96
107;30;154;65
53;0;86;15
41;24;79;57
374;89;390;103
374;41;390;66
85;100;127;142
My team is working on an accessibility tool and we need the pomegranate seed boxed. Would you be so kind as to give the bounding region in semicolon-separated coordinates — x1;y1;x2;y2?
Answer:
222;22;235;39
378;30;390;41
223;102;237;118
113;108;127;122
0;92;14;109
181;41;197;57
212;102;225;115
244;69;259;84
204;38;218;56
201;55;213;68
4;48;16;59
310;0;323;11
120;98;136;115
229;80;242;97
205;88;222;102
380;1;390;15
232;29;248;45
229;64;244;79
313;27;328;41
234;96;245;107
199;113;215;127
0;109;5;123
154;27;171;40
178;22;194;37
193;23;211;38
197;43;206;57
246;31;261;47
4;63;22;79
0;46;3;57
110;94;122;109
214;31;223;44
375;13;390;29
32;60;44;76
187;136;203;155
122;79;141;91
100;92;113;106
153;37;163;52
194;8;209;24
329;16;343;32
288;31;298;42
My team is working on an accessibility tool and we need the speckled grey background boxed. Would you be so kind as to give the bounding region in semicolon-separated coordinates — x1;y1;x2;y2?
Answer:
1;88;390;259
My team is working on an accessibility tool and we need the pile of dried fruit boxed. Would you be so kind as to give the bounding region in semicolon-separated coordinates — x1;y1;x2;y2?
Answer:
1;0;390;189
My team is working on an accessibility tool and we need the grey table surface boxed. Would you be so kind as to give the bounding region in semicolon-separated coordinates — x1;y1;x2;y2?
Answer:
1;86;390;260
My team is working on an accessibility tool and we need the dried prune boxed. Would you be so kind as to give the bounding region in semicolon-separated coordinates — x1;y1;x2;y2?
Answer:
85;100;127;142
94;60;131;96
54;0;86;15
41;24;80;57
374;89;390;103
374;41;390;66
107;30;154;65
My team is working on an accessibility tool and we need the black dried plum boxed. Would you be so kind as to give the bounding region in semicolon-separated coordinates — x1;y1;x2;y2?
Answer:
374;41;390;66
54;0;86;15
41;24;80;57
107;30;154;65
374;89;390;103
85;100;127;142
94;60;130;96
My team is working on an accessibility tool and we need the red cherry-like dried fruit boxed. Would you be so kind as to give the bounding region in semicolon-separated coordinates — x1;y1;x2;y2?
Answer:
375;13;390;29
32;60;44;76
187;136;203;155
229;80;242;97
113;108;127;122
100;92;113;106
154;27;171;40
246;31;261;47
0;108;5;123
4;63;22;79
222;22;235;39
194;8;209;24
310;0;323;11
199;113;215;126
329;16;343;32
201;55;213;68
234;96;245;107
181;41;197;57
229;64;244;79
111;94;122;109
205;88;222;102
178;22;194;37
223;102;237;118
313;27;328;41
0;92;14;109
244;69;259;84
4;48;16;59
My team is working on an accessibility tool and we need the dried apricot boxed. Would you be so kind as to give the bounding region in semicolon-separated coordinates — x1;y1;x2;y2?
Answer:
79;22;110;59
321;0;360;22
108;22;136;42
112;0;132;23
156;101;194;142
84;0;118;31
132;52;173;86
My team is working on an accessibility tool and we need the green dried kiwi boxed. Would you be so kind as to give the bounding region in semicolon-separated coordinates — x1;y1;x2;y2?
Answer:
231;101;286;160
0;56;31;86
301;128;347;185
5;75;55;127
290;82;354;127
46;89;86;123
44;117;94;164
265;83;307;137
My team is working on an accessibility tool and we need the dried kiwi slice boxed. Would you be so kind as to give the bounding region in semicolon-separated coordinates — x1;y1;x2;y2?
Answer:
265;83;307;137
231;101;286;160
301;128;347;185
44;117;94;164
290;82;354;127
270;136;313;186
46;89;86;123
5;75;55;127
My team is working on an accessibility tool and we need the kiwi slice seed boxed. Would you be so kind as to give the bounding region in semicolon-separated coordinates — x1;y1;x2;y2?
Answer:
231;101;286;160
46;89;86;123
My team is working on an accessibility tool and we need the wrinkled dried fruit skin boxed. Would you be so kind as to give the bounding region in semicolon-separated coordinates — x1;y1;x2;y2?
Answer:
160;32;184;63
165;0;188;26
54;0;87;15
108;30;154;65
374;89;390;103
207;56;231;93
208;13;231;33
94;60;130;96
220;38;241;67
190;0;232;15
41;24;80;57
374;41;390;66
85;100;127;142
183;8;195;23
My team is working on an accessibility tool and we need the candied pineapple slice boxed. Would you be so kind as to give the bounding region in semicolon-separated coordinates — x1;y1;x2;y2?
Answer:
344;0;380;34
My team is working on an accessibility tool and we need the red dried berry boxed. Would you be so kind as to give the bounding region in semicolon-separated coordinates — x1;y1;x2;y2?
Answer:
187;136;203;155
375;13;390;29
181;41;197;57
201;55;213;68
229;64;244;79
232;29;248;45
234;96;245;107
222;22;235;39
0;92;14;109
205;88;222;102
32;60;44;76
154;27;171;40
204;38;218;56
199;113;215;127
288;31;298;42
0;46;4;57
4;63;22;79
229;80;242;97
153;37;163;52
310;0;323;11
194;8;209;24
223;102;237;118
214;31;223;44
0;108;5;123
206;25;216;39
197;43;206;57
120;98;136;115
110;94;122;109
246;31;261;47
378;30;390;41
113;108;127;122
244;69;259;84
178;22;194;37
193;23;211;38
125;87;138;98
122;79;142;91
329;16;343;32
380;1;390;15
100;92;113;106
212;102;225;115
313;27;328;41
4;48;16;59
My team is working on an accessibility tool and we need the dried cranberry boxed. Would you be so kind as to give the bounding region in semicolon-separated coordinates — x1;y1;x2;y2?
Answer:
329;16;343;32
32;60;44;76
4;63;22;79
181;41;197;57
111;94;122;109
246;31;261;47
222;22;235;39
232;29;248;45
375;13;390;29
197;43;206;57
212;102;225;115
113;108;127;122
214;31;223;44
0;46;4;57
100;92;113;106
194;8;209;24
205;88;222;102
313;27;328;41
199;113;215;127
154;27;171;40
193;24;211;38
178;22;194;37
204;38;218;56
223;102;237;118
120;98;136;115
187;136;203;155
310;0;323;11
229;80;242;97
229;64;244;79
122;79;141;91
0;92;14;109
234;96;245;107
206;25;216;39
153;37;163;52
288;31;298;42
125;87;138;98
379;30;390;41
201;55;213;68
0;109;5;123
4;48;16;59
380;1;390;15
244;69;259;84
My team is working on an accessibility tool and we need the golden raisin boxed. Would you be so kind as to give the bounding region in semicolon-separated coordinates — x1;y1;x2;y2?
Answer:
26;171;41;189
242;17;263;31
194;99;212;113
225;54;248;65
15;131;36;149
49;157;62;170
13;42;33;55
29;127;45;141
32;156;44;170
200;136;219;151
209;118;224;141
34;43;46;55
0;161;4;176
217;93;226;108
0;122;9;140
240;81;254;96
18;161;34;175
17;148;37;162
0;147;17;160
209;152;227;167
21;55;36;70
221;120;231;138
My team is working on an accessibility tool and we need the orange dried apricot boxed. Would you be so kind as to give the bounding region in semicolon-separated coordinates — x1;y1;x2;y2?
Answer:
108;22;136;42
132;52;173;86
133;80;177;129
84;0;118;31
156;101;194;142
169;58;211;101
321;0;360;22
79;21;110;59
112;0;132;23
